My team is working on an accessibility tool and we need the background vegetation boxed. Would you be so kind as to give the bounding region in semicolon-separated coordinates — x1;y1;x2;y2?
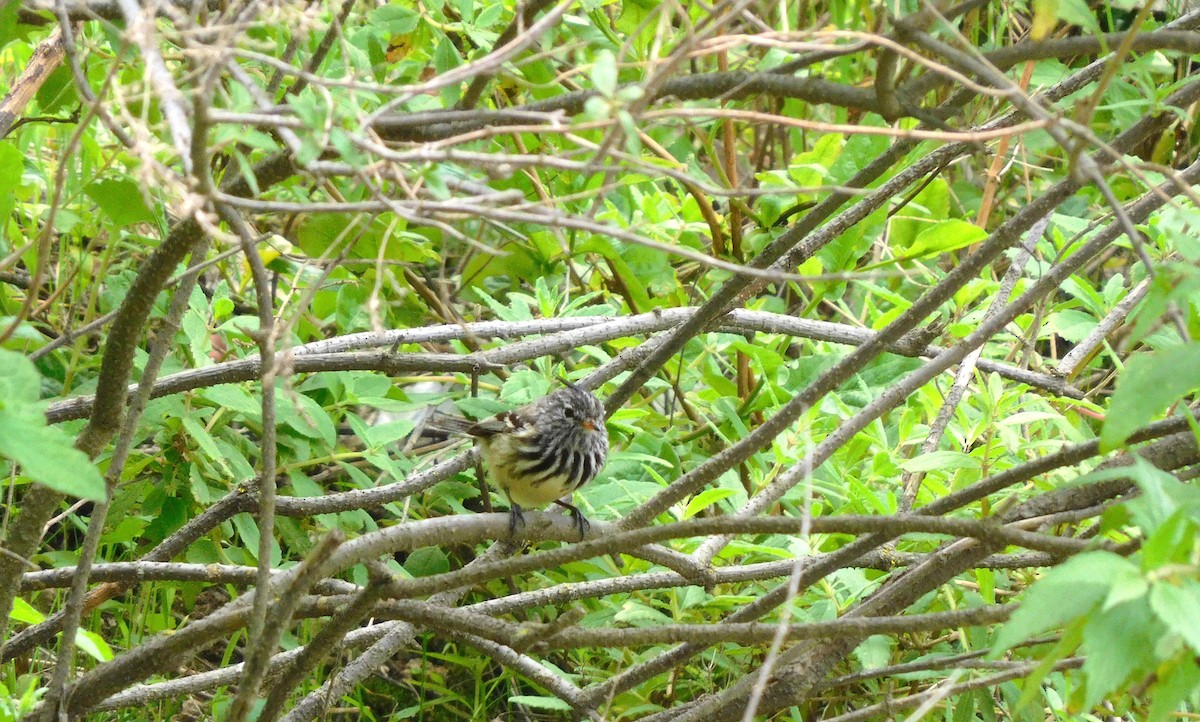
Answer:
3;0;1200;719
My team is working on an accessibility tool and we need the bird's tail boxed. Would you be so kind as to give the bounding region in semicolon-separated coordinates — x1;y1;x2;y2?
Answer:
401;407;477;453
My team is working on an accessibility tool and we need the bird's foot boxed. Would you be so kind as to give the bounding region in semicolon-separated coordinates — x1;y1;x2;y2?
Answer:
507;504;526;537
554;499;591;540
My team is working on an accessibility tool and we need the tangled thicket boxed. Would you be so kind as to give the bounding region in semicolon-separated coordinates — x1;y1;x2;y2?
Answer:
3;0;1200;719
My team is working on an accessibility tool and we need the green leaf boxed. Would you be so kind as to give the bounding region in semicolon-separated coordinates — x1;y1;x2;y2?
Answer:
0;1;22;49
34;64;75;114
1148;656;1200;722
182;416;233;477
853;635;894;670
0;412;104;501
232;513;262;560
509;695;572;712
1080;597;1158;710
182;287;212;367
992;552;1132;654
1056;0;1103;33
281;392;337;446
897;450;980;473
0;348;40;403
591;50;618;97
1140;511;1199;569
683;488;736;519
404;546;450;577
433;35;461;75
903;219;988;258
887;178;950;249
0;142;22;224
575;237;651;310
1123;456;1200;529
1045;309;1099;343
84;178;156;228
363;419;415;449
1100;558;1148;610
8;599;109;660
613;599;671;626
1101;343;1200;450
9;598;44;625
371;4;419;34
202;385;262;417
74;629;114;662
1149;581;1200;655
787;133;844;191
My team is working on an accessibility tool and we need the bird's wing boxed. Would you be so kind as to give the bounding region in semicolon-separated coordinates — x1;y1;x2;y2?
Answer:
467;411;522;438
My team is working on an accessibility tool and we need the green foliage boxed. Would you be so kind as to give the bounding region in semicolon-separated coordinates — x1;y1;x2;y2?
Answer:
7;599;112;663
994;459;1200;718
1101;343;1200;449
0;350;103;499
2;0;1200;718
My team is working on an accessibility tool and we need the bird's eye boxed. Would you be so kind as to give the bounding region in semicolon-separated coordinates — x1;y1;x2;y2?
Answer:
562;406;577;420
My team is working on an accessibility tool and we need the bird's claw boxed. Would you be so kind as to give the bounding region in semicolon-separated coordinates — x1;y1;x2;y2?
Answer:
554;500;590;540
507;504;526;538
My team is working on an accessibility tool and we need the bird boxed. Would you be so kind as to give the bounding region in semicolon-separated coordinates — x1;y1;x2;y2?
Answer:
467;381;608;539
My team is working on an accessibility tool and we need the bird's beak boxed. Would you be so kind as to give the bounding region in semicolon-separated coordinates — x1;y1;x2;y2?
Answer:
580;420;597;431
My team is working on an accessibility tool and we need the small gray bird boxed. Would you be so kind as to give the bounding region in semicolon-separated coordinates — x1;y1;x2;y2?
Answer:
468;382;608;538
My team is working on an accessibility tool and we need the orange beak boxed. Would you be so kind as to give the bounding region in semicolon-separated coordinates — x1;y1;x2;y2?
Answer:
581;420;597;431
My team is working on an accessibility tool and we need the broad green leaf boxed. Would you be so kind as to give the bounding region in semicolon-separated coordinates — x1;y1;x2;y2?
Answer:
202;385;262;417
0;1;21;49
0;413;104;501
1057;0;1103;33
282;392;337;446
1140;512;1199;569
0;348;39;404
992;552;1132;654
787;133;844;190
1122;456;1200;535
404;546;450;577
903;219;988;258
853;634;894;670
575;237;652;310
1045;310;1099;344
34;64;75;114
9;598;44;625
1100;559;1148;610
232;512;279;565
181;290;212;368
1149;581;1200;655
7;600;109;660
433;35;460;75
591;50;618;96
613;600;671;626
683;487;736;519
887;178;950;249
1080;597;1158;710
363;419;415;449
370;4;419;34
289;469;325;498
84;178;156;228
74;629;114;662
1101;343;1200;450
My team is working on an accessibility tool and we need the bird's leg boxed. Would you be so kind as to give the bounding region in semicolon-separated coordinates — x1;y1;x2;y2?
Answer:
507;502;526;537
553;499;590;540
